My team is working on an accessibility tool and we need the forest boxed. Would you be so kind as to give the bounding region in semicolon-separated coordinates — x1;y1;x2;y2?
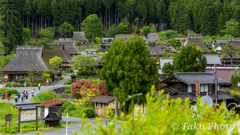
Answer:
0;0;240;53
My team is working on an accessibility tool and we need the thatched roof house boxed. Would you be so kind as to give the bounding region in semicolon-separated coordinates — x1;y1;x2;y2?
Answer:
220;39;240;65
71;32;89;44
148;42;177;57
1;46;56;82
44;44;70;63
187;34;209;53
146;33;159;42
61;40;81;56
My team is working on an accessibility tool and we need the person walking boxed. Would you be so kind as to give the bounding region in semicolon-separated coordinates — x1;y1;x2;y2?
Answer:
31;89;35;97
21;92;24;103
17;93;20;102
23;90;26;98
25;91;28;99
38;83;41;90
8;92;11;100
14;94;18;103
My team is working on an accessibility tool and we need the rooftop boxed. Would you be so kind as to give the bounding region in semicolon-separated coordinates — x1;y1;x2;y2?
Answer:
41;99;66;107
90;96;115;103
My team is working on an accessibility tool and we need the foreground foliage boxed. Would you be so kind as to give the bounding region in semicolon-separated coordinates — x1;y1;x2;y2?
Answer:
78;86;240;135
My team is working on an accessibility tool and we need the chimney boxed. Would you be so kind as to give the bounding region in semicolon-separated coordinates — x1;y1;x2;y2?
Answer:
195;80;200;97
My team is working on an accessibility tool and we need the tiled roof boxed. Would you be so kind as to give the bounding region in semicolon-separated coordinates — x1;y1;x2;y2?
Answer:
41;99;66;107
161;72;228;85
90;96;115;103
205;67;236;83
203;55;221;65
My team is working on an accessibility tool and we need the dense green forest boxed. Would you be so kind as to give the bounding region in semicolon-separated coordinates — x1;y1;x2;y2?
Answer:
0;0;240;53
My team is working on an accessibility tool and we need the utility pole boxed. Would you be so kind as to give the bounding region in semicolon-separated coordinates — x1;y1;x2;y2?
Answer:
214;65;218;105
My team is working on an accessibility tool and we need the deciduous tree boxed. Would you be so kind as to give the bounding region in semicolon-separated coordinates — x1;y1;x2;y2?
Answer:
69;55;97;72
49;56;63;70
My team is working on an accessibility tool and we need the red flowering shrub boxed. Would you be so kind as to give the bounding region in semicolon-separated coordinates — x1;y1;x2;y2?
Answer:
71;79;94;98
71;80;111;99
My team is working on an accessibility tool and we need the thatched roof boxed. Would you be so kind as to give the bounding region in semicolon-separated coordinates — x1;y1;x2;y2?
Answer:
187;34;209;53
148;42;177;57
44;44;70;63
145;33;159;42
71;32;89;43
1;46;57;74
228;39;240;47
61;40;81;55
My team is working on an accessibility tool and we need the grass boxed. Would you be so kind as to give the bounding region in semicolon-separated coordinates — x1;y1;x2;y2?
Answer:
32;90;60;103
0;103;65;134
62;73;73;77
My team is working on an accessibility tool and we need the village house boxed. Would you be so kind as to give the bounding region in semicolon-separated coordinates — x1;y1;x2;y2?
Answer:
1;46;57;82
160;72;234;105
90;96;116;117
203;54;222;67
148;42;177;57
145;33;159;43
71;32;89;44
186;34;209;53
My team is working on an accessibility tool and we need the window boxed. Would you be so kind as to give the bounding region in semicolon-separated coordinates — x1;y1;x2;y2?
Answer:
101;103;104;108
192;85;196;92
105;104;108;108
16;75;23;80
96;103;100;107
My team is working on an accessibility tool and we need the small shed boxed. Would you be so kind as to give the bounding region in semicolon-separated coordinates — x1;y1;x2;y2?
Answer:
43;113;61;127
90;96;116;117
40;99;66;123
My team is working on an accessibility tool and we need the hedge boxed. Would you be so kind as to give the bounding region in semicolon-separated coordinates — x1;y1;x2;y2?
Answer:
32;90;60;103
0;88;18;99
228;90;240;103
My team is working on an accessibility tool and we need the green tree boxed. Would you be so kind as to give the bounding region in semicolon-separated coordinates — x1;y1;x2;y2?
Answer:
59;22;74;37
230;69;240;89
24;0;32;29
100;36;158;112
220;43;239;65
117;22;128;34
167;39;181;48
69;55;97;72
163;44;207;76
0;0;23;53
38;27;54;41
49;56;63;70
156;0;168;23
108;24;119;37
221;18;239;37
142;26;152;36
162;62;174;76
82;14;103;43
51;0;60;26
21;28;31;44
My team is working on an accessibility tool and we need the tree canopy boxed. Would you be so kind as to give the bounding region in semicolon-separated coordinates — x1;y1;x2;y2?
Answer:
100;36;158;112
163;44;207;76
69;55;97;71
49;56;63;70
82;14;103;43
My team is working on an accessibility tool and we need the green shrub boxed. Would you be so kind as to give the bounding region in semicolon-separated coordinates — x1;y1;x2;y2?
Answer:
18;79;25;83
65;89;71;94
62;101;76;113
6;82;11;86
12;82;19;87
0;88;18;99
32;90;60;103
43;70;53;77
229;90;240;103
80;108;95;118
31;82;39;86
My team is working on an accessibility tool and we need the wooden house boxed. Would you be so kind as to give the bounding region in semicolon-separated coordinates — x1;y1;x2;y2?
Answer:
43;113;61;127
1;46;57;82
90;96;116;117
71;32;89;44
160;72;234;105
186;34;209;53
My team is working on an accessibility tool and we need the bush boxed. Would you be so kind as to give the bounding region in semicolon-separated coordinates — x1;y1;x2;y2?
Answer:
80;108;95;118
0;88;18;99
6;82;11;86
31;82;39;86
228;90;240;103
62;101;76;113
12;83;19;87
43;70;53;77
32;90;60;103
